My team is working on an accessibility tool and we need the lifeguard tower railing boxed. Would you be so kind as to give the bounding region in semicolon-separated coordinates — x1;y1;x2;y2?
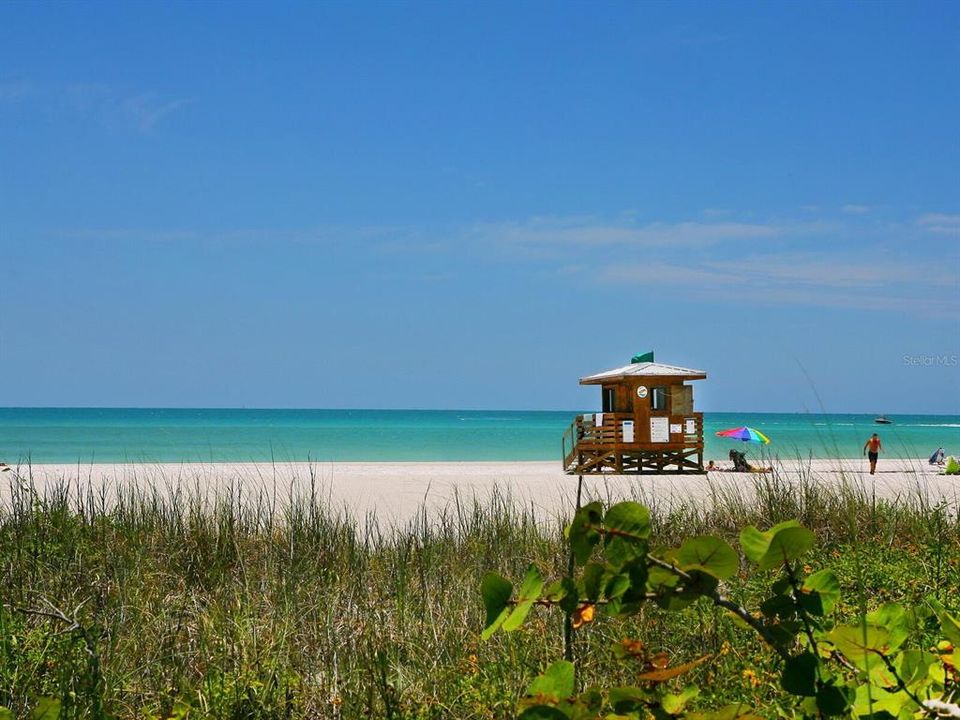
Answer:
561;412;704;474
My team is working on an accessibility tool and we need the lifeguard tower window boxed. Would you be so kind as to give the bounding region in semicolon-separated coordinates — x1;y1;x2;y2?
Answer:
651;386;668;411
674;385;693;415
602;387;615;413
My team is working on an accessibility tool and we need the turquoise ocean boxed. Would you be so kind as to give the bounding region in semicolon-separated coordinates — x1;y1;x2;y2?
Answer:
0;408;957;465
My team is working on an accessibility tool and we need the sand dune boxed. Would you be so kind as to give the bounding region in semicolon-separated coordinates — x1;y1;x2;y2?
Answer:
3;457;956;526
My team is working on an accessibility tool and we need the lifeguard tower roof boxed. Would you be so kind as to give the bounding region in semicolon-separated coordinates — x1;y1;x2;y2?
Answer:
580;361;706;385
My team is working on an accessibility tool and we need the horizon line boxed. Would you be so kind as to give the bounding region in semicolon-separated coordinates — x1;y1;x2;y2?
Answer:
0;406;955;417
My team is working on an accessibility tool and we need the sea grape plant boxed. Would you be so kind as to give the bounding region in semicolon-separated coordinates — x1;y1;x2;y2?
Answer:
481;500;960;719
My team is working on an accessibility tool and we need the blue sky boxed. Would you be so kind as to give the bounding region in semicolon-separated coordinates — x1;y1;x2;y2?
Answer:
1;1;958;413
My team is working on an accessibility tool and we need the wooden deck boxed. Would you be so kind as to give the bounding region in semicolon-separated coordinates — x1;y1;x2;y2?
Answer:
561;412;705;475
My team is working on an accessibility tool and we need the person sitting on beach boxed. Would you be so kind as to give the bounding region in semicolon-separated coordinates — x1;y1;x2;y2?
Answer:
929;447;946;466
706;460;718;471
728;449;773;473
729;449;751;472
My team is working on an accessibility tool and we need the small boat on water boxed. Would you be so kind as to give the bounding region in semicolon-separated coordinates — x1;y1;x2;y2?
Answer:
874;415;893;424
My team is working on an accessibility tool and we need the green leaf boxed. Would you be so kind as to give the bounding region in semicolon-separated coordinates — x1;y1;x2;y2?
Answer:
681;569;720;596
759;526;815;570
929;599;960;646
609;562;649;614
781;652;817;696
526;660;575;701
852;679;906;717
30;698;61;720
604;570;631;601
795;592;826;618
169;702;192;720
480;572;513;640
676;536;738;580
654;586;698;611
0;708;13;720
575;686;604;714
768;519;803;534
866;603;910;652
661;685;699;714
770;576;792;595
621;561;649;603
568;501;604;565
503;564;544;631
608;685;647;713
646;563;692;610
604;501;651;538
517;564;544;602
828;624;890;667
543;580;565;601
517;707;569;720
898;648;933;685
760;593;795;619
603;502;651;568
646;563;680;591
739;526;769;565
801;569;840;615
580;563;605;602
815;683;851;716
864;653;899;689
741;520;810;569
558;577;579;615
765;620;803;648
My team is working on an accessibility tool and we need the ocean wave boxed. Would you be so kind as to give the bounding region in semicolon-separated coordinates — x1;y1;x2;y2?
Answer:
905;423;960;428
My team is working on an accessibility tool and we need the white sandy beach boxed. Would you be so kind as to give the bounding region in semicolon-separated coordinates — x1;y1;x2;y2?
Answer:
4;458;956;526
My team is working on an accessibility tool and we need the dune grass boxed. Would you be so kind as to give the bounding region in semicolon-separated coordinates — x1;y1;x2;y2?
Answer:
1;464;958;719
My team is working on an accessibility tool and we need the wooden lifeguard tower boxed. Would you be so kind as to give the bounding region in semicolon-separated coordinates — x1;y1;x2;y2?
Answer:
561;352;706;475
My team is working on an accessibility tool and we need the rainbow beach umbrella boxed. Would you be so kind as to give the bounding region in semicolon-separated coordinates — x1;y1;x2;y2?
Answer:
715;426;770;444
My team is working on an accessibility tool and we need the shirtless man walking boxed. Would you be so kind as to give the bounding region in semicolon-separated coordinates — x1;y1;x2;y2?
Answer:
863;433;882;475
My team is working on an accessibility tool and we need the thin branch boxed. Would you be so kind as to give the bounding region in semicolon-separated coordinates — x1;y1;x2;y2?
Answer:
830;650;858;672
6;599;104;715
873;650;940;719
783;560;823;677
644;554;792;662
509;595;659;609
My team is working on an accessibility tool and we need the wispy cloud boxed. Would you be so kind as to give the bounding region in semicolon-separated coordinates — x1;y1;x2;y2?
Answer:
37;208;958;319
120;93;191;133
473;216;787;249
917;213;960;235
0;80;32;102
711;254;953;289
602;261;742;287
597;252;957;316
1;79;190;133
52;216;796;253
841;204;870;215
53;223;410;248
701;208;733;218
65;83;191;133
603;254;951;289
